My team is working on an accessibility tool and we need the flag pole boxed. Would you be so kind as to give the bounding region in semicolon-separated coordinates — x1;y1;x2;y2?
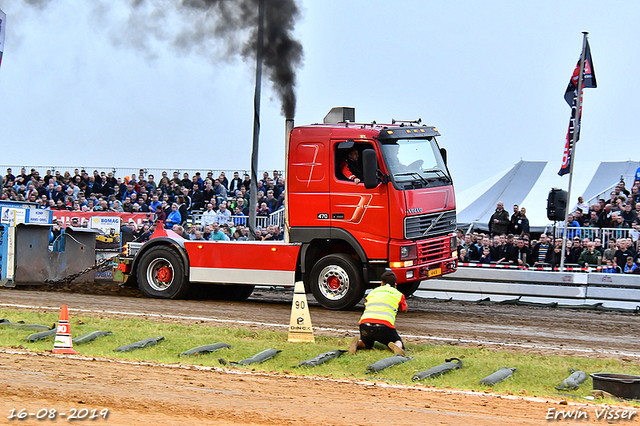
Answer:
248;0;264;240
560;31;589;271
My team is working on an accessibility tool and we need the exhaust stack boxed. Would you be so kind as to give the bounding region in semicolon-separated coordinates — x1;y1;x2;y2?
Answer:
284;118;294;243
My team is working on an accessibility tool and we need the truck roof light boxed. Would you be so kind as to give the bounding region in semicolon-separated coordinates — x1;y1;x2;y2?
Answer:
386;130;394;135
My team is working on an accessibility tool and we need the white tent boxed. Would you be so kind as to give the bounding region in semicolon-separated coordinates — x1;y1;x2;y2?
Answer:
455;160;639;233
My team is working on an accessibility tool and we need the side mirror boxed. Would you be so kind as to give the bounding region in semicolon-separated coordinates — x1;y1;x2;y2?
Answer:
362;149;378;189
440;147;448;166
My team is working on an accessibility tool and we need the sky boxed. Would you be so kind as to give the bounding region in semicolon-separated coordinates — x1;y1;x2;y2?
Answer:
0;0;638;193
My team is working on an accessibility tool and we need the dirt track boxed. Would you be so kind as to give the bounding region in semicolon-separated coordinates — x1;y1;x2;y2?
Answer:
1;285;640;425
2;285;639;358
2;349;619;426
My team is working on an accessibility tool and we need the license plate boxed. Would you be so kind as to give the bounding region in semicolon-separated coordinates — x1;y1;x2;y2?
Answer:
428;268;441;277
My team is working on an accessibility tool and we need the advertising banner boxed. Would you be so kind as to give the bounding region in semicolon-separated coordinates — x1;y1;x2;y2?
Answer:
26;209;52;224
1;207;26;226
51;211;150;227
90;216;122;251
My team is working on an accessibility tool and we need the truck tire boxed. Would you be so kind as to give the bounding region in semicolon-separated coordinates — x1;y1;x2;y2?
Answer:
136;246;191;299
310;253;365;310
213;284;255;301
191;284;255;301
397;281;421;297
224;285;255;301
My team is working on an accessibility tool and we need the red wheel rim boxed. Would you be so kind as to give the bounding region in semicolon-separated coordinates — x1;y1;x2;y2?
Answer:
327;275;341;290
157;266;172;283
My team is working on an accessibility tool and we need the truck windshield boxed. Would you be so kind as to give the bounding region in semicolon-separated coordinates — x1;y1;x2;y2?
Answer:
380;138;450;188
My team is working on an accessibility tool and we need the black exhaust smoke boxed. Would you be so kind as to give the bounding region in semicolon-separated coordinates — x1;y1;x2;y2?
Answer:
27;0;304;119
178;0;302;118
142;0;303;119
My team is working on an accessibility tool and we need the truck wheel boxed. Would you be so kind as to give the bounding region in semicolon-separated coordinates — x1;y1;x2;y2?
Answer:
310;253;365;310
137;246;190;299
227;285;255;301
397;281;421;297
191;284;255;301
215;284;256;301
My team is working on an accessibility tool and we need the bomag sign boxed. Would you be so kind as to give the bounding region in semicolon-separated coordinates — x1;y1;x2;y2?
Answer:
91;216;121;251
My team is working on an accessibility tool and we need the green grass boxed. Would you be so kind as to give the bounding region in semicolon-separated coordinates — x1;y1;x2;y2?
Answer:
1;308;639;405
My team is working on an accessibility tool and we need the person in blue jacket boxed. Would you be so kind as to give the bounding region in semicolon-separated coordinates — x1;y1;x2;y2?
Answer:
165;203;182;229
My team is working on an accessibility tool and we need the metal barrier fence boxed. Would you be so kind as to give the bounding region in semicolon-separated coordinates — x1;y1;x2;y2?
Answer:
458;262;624;273
420;264;640;310
188;209;285;229
0;165;284;183
552;226;637;247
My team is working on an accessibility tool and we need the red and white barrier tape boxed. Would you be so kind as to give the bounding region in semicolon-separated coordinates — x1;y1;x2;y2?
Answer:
458;262;601;272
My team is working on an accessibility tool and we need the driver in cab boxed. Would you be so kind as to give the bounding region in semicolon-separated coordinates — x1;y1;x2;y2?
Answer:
340;147;363;184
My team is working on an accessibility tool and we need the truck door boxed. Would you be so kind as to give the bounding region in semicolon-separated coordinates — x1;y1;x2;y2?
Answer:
330;140;389;260
288;137;331;229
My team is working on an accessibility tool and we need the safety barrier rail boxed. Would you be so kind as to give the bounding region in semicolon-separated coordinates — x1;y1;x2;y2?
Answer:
457;262;625;273
552;226;635;244
188;210;285;229
458;262;591;272
419;263;640;310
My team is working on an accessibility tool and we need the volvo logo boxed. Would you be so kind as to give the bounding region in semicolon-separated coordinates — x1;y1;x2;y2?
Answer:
407;207;423;214
422;211;445;236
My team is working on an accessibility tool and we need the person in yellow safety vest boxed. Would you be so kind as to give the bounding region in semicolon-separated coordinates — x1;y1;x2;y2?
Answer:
349;270;407;356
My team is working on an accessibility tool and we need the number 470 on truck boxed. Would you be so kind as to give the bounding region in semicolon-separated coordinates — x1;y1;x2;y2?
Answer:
114;107;458;310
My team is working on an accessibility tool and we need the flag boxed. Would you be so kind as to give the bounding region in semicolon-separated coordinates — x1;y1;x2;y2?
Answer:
0;9;5;70
559;39;597;176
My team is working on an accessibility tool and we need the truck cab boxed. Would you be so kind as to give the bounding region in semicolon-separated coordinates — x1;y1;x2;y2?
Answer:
288;107;457;309
114;107;457;310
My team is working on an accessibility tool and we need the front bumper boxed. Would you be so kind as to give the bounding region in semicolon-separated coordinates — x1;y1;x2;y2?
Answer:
392;257;457;283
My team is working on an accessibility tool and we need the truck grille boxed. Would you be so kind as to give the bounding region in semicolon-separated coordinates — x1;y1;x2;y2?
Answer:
404;210;457;240
417;236;450;264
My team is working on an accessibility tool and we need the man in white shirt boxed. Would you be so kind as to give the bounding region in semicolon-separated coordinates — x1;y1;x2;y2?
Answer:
200;203;217;227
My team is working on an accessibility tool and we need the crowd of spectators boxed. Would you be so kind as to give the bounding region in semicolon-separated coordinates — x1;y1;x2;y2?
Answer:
456;172;640;273
2;166;286;242
456;229;639;273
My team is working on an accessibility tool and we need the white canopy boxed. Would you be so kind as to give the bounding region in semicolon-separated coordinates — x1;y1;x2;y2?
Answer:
455;160;639;233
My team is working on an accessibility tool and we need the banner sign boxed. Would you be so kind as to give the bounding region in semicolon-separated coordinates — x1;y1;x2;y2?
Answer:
1;207;26;226
90;216;122;250
51;211;150;227
27;209;52;224
559;39;597;176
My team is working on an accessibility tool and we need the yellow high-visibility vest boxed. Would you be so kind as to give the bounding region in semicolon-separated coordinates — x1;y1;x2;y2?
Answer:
359;285;403;327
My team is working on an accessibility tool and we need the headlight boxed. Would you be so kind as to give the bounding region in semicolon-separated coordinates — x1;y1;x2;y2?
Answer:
450;235;457;251
400;245;416;259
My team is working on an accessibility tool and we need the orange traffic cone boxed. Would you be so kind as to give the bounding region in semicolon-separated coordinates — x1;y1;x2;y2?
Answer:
52;305;78;354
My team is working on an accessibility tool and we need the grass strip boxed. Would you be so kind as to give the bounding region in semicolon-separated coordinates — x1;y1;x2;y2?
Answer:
1;308;639;404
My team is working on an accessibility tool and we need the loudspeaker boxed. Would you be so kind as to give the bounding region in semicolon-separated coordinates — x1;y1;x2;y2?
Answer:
547;188;567;221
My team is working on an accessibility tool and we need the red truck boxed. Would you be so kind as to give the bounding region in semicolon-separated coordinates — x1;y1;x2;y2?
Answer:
114;107;458;310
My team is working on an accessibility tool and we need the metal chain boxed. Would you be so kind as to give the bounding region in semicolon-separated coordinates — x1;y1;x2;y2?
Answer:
44;256;117;286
